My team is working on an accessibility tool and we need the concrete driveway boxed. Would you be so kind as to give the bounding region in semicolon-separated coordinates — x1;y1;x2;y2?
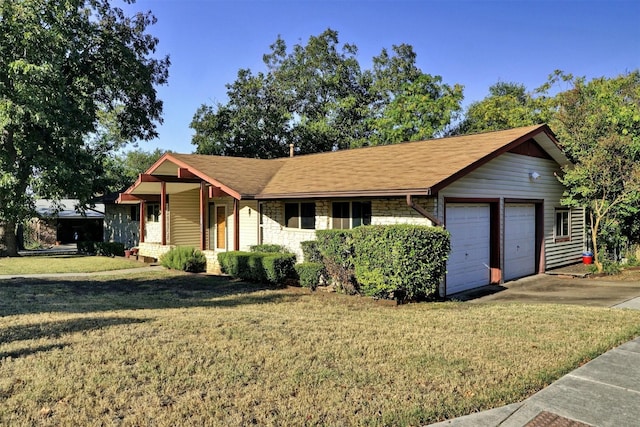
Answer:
452;271;640;307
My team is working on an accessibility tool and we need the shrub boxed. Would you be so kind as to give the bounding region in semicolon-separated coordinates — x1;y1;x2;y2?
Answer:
300;240;323;263
160;246;206;272
77;240;95;254
315;230;358;294
294;262;324;290
351;225;450;301
263;253;296;284
218;251;296;285
218;251;251;278
249;244;288;253
94;242;126;257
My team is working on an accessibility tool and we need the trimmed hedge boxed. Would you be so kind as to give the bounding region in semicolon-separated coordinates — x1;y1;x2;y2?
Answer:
217;251;296;285
160;246;206;272
300;240;323;263
351;224;450;300
294;262;324;290
249;244;288;253
315;225;451;301
77;241;125;257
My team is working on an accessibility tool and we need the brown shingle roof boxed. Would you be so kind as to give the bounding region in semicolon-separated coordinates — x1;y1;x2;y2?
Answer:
258;124;557;198
167;153;285;197
129;124;566;200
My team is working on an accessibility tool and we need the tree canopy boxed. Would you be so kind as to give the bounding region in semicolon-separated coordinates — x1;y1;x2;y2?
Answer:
190;29;463;158
0;0;170;255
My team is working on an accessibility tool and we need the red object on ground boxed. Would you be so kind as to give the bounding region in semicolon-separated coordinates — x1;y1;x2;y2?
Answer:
582;255;593;265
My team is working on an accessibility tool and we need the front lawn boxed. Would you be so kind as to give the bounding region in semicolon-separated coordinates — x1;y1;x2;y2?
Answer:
0;255;146;275
1;270;639;425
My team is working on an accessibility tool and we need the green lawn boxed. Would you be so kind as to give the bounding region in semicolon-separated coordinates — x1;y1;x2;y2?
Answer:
0;255;146;275
1;269;639;425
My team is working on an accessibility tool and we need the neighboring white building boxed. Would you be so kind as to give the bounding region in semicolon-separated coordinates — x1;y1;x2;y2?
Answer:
118;124;585;297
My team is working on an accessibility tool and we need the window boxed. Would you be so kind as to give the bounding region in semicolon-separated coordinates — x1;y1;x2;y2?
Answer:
284;202;316;229
130;205;140;221
146;203;160;222
332;201;372;229
555;209;570;241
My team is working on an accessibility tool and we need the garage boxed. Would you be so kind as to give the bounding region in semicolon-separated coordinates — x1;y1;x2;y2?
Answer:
446;204;491;294
504;203;536;280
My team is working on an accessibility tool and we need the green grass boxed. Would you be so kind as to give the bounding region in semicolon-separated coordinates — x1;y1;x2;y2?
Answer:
0;255;146;275
1;270;640;425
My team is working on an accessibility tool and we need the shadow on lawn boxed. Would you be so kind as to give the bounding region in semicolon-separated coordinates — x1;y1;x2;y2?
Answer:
0;316;151;359
0;274;301;316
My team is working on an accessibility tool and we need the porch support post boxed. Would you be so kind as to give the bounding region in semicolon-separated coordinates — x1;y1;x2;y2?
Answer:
160;181;167;246
199;181;206;251
234;198;239;251
139;201;146;243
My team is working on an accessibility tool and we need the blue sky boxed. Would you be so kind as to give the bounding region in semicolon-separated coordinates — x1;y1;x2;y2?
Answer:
121;0;640;153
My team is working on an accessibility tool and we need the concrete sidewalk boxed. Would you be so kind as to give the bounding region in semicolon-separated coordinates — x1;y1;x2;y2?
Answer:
429;297;640;427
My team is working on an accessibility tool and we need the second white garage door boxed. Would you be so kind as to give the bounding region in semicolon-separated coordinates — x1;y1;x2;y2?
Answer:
504;203;536;281
446;204;491;295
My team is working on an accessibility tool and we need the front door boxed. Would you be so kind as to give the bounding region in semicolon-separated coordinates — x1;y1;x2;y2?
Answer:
216;206;226;250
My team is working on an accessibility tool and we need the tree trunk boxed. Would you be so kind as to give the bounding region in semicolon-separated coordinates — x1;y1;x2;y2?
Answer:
0;221;19;257
590;212;602;273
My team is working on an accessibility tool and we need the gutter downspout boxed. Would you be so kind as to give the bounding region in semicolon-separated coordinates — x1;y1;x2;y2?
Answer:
406;195;443;227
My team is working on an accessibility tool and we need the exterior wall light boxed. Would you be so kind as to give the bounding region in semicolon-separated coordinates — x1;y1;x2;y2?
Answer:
530;171;541;180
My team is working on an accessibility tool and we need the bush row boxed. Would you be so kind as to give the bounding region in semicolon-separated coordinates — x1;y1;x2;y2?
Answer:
217;251;296;285
77;241;125;257
315;224;450;301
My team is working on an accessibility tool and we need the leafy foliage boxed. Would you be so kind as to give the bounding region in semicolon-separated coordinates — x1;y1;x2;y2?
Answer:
451;82;548;135
300;240;323;263
315;226;451;300
552;71;640;271
249;244;288;253
217;251;296;285
160;247;206;273
351;225;450;301
315;230;358;294
0;0;170;256
102;148;168;193
191;29;463;158
294;262;324;290
77;241;125;257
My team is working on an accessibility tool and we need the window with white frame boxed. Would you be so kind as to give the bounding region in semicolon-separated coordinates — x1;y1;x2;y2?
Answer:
555;209;570;241
332;201;372;229
284;202;316;229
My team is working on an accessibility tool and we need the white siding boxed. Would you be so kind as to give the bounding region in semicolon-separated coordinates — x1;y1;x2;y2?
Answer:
439;152;584;272
239;200;259;251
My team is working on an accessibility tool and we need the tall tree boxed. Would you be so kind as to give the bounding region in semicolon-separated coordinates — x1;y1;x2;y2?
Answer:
0;0;170;256
551;71;640;271
101;148;168;193
367;44;463;144
450;82;547;135
191;29;463;157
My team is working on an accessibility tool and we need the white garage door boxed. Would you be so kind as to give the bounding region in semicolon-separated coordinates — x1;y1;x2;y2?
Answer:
446;204;491;295
504;203;536;281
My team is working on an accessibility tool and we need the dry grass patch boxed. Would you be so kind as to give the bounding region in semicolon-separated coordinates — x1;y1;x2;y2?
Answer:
0;255;145;275
1;270;639;425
